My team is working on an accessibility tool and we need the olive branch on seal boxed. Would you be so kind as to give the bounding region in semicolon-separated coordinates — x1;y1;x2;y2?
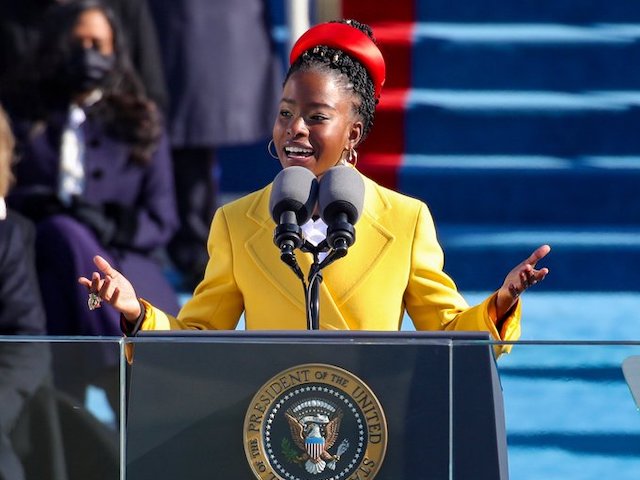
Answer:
281;438;303;464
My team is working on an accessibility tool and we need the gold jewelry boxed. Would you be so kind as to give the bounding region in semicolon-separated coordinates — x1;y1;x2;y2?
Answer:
349;147;358;167
87;292;102;310
340;146;358;167
267;139;278;159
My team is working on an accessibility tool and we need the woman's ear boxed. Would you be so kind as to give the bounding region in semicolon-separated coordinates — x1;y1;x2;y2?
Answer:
348;120;364;149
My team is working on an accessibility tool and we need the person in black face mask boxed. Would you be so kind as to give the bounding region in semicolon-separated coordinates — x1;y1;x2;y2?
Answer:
63;43;115;92
0;0;179;415
47;0;118;106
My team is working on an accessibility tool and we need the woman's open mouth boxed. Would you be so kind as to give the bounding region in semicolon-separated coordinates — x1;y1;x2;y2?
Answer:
284;145;314;161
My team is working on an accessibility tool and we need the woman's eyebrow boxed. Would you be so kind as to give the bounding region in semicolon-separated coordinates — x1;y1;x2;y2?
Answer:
280;97;336;111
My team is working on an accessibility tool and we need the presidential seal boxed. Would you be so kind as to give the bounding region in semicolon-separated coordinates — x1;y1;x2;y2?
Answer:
243;364;387;480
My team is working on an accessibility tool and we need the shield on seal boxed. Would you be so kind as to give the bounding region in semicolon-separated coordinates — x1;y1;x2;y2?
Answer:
305;426;326;461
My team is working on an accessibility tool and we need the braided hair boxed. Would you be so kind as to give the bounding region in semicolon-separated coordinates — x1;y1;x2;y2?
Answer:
285;19;378;144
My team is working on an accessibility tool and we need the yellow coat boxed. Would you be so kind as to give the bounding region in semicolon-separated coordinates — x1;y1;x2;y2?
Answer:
140;173;520;352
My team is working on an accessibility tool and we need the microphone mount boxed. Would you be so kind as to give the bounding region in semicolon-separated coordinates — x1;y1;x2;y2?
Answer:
274;211;304;281
326;211;356;255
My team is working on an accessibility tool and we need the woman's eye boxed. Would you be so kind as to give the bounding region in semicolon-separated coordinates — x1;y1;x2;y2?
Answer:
279;110;292;118
310;114;328;121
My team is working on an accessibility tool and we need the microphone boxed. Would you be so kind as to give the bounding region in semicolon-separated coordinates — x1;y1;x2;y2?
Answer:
269;166;319;274
318;166;365;255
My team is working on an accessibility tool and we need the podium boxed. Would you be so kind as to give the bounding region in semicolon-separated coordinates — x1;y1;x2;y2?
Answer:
125;331;508;480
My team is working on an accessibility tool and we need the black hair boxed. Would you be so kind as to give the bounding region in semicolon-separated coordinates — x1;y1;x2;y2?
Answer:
2;0;161;164
285;19;378;144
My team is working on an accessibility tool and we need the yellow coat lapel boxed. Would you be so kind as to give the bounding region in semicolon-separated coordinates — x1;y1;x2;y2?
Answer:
321;176;395;305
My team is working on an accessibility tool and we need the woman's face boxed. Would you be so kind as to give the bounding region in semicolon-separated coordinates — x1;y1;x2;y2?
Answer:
71;8;114;55
273;69;363;177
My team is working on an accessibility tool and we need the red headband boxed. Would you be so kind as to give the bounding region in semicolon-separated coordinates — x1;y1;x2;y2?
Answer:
289;22;386;99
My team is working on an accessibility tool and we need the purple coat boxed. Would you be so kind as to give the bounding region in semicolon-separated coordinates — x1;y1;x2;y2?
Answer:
10;110;179;350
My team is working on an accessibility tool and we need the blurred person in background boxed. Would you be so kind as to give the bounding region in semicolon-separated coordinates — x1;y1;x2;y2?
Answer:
0;107;45;337
149;0;283;289
0;0;168;112
0;104;51;480
1;0;179;407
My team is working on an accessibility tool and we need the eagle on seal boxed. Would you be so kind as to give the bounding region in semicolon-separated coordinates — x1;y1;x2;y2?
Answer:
285;411;344;474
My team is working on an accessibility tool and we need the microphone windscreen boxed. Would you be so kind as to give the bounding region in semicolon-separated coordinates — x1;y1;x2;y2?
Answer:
318;166;365;224
269;166;319;224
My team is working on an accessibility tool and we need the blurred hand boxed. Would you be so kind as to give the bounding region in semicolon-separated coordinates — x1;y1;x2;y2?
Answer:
496;244;551;319
78;255;141;322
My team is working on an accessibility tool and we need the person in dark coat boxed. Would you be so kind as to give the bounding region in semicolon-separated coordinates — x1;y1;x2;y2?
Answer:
0;104;51;480
0;104;45;337
0;212;52;480
2;0;179;405
148;0;283;288
0;0;168;112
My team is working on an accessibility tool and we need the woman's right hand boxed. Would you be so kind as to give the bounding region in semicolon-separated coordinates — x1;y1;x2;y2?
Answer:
78;255;141;322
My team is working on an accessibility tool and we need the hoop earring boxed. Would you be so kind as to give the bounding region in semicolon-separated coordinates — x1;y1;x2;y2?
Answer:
267;139;278;159
349;147;358;167
338;148;349;166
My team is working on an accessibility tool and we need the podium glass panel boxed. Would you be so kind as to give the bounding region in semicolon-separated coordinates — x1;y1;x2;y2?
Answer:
0;336;122;480
124;331;487;480
124;335;640;480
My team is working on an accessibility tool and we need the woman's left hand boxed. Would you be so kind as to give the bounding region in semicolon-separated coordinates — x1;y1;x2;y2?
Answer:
496;244;551;318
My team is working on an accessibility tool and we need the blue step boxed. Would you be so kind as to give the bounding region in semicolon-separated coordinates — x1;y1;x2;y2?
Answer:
399;156;640;224
417;0;640;24
437;225;640;291
412;25;640;91
405;91;640;156
457;293;640;340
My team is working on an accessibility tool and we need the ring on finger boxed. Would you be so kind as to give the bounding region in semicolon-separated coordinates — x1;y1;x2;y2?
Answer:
87;292;102;310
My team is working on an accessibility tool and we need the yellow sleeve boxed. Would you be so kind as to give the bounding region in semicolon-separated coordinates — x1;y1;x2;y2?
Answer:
404;203;521;356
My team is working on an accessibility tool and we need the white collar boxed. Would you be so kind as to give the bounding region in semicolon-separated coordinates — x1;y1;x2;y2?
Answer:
301;216;327;246
68;89;103;125
0;197;6;220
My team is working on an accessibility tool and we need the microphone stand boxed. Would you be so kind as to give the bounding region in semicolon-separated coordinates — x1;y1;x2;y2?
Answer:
300;241;324;330
301;240;349;330
276;230;352;331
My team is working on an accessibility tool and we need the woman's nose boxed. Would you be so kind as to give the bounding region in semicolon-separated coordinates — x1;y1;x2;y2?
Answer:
287;116;308;137
78;38;95;50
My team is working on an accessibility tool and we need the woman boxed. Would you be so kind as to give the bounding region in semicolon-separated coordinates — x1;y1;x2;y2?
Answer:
80;20;550;355
4;0;179;399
